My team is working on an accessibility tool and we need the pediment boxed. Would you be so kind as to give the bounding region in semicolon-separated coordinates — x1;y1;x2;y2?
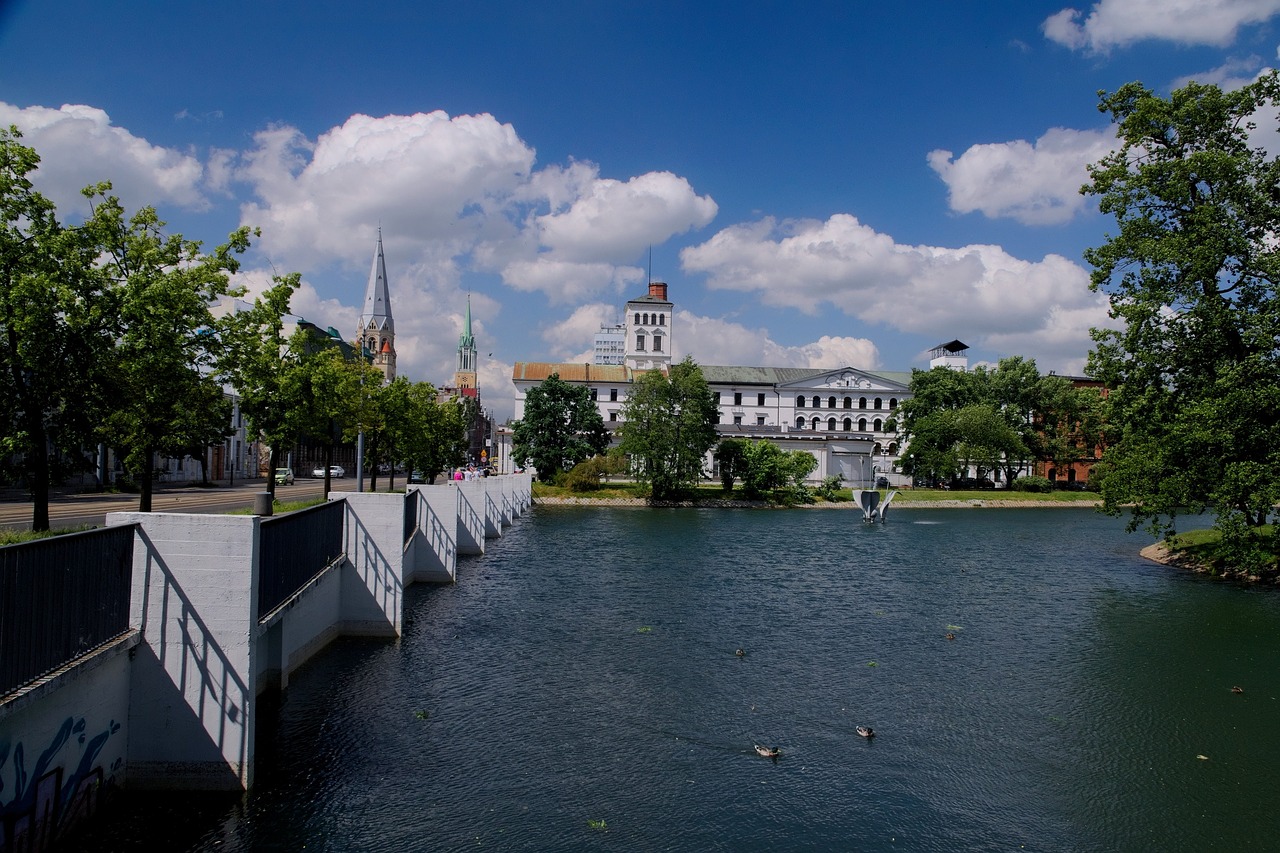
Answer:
776;368;908;393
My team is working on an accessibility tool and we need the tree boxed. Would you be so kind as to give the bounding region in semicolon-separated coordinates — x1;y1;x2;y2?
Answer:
737;440;817;501
617;357;719;500
1083;71;1280;564
396;381;467;484
88;190;251;513
0;127;114;529
512;373;609;481
221;274;299;497
283;335;368;494
714;438;749;492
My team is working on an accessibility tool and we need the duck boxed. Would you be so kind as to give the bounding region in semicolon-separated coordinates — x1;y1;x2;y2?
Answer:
945;632;956;641
754;744;780;758
736;648;746;657
855;725;875;738
1231;686;1244;694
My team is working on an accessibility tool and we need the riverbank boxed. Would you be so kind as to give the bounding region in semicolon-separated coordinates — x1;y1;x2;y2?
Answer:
535;496;1103;509
1140;540;1280;584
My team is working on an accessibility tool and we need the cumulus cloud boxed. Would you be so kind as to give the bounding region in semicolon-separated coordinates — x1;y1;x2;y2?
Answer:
1043;0;1280;51
540;303;622;361
928;128;1116;225
0;101;207;216
1172;55;1272;90
675;312;882;370
680;214;1109;374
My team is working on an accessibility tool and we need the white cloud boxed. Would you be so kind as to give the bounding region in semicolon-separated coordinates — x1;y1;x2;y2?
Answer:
928;128;1116;225
675;312;882;370
680;214;1109;374
534;170;717;263
1044;0;1280;51
540;303;621;360
0;102;207;216
1172;55;1271;90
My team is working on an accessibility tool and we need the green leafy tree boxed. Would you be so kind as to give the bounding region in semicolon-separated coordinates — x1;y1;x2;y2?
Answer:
714;438;749;492
1083;71;1280;565
398;382;467;484
512;373;609;481
737;440;817;501
88;190;251;512
0;127;114;529
283;337;367;494
618;357;719;501
222;273;299;497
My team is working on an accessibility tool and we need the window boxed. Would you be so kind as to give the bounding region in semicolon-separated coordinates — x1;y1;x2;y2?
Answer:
733;414;743;425
874;418;882;432
827;417;836;431
811;417;820;429
634;312;640;324
658;314;665;326
889;398;898;409
757;393;765;406
757;415;766;425
874;397;882;410
796;416;805;429
797;395;806;408
653;334;662;352
610;412;618;422
734;392;742;406
636;333;646;351
859;418;867;431
828;396;837;409
859;396;867;409
590;388;598;401
843;397;852;409
610;388;618;402
843;417;852;431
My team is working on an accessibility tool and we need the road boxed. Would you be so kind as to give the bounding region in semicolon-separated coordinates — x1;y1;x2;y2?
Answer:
0;476;389;531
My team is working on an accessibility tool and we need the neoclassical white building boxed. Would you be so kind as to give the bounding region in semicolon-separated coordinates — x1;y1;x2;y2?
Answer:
502;283;932;487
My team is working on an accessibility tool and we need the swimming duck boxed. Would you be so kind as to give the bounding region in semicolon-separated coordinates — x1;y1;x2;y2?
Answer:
736;648;746;657
856;726;875;738
945;632;956;640
754;744;780;758
1232;686;1244;694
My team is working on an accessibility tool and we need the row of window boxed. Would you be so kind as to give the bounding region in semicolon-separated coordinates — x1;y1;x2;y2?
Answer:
797;395;896;411
634;312;666;326
796;417;885;432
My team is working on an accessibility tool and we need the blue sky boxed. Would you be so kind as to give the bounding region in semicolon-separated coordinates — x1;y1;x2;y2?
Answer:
3;0;1279;421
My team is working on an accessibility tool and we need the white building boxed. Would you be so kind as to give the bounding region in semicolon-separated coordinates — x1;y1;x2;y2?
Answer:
593;324;626;365
504;284;913;487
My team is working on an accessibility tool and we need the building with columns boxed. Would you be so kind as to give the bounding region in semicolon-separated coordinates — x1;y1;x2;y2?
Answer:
357;232;396;382
504;283;913;486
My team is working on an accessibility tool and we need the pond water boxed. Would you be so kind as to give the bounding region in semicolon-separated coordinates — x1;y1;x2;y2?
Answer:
78;506;1280;851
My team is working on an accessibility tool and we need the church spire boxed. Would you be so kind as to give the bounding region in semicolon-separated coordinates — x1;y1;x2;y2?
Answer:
454;294;478;391
357;230;396;382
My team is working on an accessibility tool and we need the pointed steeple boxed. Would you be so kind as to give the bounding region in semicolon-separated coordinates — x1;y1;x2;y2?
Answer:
361;230;394;334
454;294;479;391
357;230;396;382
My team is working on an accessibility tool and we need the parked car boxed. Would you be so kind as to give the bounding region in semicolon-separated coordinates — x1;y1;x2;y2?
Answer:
311;465;346;478
274;468;294;485
875;476;889;489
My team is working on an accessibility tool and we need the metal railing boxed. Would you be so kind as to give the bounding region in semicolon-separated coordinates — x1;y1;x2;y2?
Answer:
404;489;419;546
258;500;345;619
1;525;136;698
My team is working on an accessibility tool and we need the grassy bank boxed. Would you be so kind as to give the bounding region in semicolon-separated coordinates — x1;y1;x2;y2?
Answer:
532;480;1101;506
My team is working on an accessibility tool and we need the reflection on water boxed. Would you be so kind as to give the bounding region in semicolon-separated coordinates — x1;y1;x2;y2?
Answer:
78;507;1280;852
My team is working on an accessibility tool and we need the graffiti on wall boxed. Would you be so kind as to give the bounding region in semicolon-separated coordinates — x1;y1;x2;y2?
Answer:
0;716;121;852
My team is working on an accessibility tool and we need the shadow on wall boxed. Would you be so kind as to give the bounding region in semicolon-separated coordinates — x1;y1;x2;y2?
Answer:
130;527;250;790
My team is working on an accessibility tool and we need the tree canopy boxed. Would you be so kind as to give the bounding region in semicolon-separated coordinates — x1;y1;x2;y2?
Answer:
617;357;719;500
1083;71;1280;567
512;373;609;481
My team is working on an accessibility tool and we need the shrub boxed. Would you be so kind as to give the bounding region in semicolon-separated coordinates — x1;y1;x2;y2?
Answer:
816;475;845;502
1011;475;1053;493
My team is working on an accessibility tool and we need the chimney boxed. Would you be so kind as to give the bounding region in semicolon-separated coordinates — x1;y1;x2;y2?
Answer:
649;281;668;300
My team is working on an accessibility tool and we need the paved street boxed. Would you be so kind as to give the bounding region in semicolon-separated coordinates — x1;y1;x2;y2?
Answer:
0;476;396;531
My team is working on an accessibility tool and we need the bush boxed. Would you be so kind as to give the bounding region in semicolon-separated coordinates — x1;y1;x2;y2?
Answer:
816;475;845;502
1011;476;1053;493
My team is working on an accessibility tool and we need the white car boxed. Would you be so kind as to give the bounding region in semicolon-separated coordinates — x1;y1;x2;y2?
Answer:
312;465;345;478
